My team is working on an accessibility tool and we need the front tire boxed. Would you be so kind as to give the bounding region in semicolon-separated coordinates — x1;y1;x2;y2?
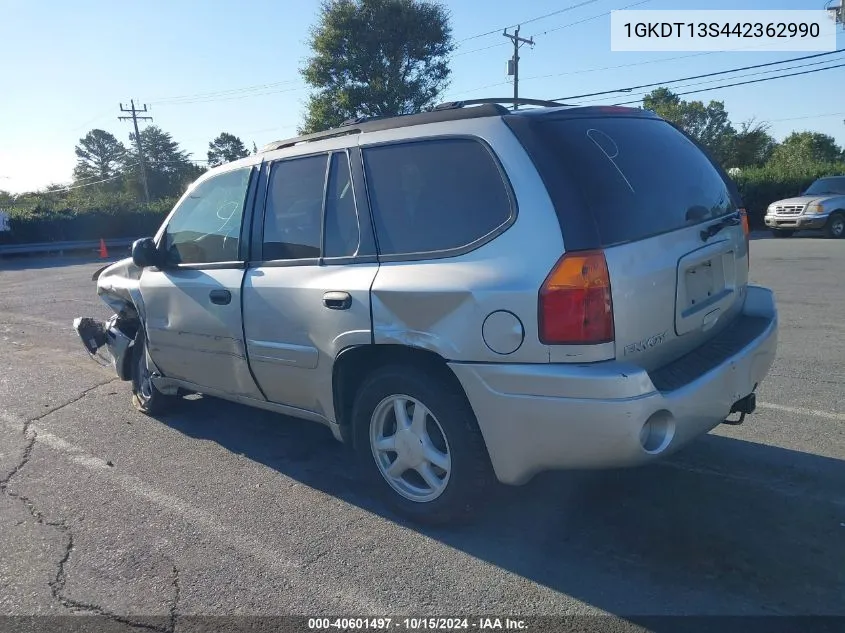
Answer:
131;328;176;415
825;212;845;239
352;365;495;525
771;229;795;238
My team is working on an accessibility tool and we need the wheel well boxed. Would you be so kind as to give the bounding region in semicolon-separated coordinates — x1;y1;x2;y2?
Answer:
332;345;467;443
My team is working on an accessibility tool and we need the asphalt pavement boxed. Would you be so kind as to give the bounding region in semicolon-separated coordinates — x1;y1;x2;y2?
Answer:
0;237;843;631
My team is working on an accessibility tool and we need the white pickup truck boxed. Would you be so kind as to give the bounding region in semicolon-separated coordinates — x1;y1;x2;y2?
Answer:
764;176;845;239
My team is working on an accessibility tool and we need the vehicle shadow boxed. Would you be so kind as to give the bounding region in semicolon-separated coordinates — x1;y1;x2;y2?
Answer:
156;394;845;623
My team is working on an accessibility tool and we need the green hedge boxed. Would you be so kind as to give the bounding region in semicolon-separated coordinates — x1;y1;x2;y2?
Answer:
4;160;845;243
733;162;845;229
0;199;174;245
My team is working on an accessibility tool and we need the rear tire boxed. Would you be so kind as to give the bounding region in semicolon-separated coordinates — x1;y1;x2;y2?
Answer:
771;229;795;238
131;328;176;415
825;212;845;239
352;365;495;525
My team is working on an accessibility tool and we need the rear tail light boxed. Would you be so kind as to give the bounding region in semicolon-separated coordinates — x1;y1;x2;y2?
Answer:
539;250;614;345
739;208;750;268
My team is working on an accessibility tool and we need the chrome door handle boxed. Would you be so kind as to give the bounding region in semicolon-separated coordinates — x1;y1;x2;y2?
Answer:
323;291;352;310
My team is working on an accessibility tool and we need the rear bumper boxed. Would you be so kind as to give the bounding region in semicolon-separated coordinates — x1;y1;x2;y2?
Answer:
764;213;828;230
449;286;778;485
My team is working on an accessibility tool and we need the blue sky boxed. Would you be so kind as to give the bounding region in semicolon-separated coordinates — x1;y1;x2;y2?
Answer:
1;0;843;193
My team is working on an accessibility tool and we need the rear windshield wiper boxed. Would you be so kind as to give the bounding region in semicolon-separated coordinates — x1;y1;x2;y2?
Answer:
700;213;741;242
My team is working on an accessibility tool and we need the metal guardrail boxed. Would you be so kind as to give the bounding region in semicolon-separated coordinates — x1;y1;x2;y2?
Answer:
0;238;135;257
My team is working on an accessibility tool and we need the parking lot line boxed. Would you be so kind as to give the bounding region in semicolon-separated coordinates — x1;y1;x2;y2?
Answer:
0;413;392;615
757;401;845;422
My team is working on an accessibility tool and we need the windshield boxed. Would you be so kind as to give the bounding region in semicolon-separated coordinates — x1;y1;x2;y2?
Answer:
804;177;845;195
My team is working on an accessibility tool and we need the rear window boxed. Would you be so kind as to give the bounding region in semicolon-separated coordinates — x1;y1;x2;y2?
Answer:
508;115;736;248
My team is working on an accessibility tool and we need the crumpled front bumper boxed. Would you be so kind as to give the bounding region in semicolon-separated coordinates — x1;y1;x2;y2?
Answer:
73;315;135;380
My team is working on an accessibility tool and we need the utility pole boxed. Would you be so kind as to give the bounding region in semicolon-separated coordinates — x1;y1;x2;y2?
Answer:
119;100;153;203
503;25;534;111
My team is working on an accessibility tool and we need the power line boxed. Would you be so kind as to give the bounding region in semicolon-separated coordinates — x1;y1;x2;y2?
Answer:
447;49;717;99
67;108;114;133
162;6;605;105
152;85;307;106
767;110;845;123
520;51;716;84
149;79;301;105
553;49;845;101
118;100;153;204
453;0;645;58
54;166;140;192
611;61;845;105
453;41;510;58
578;57;845;105
532;0;652;38
455;0;601;44
519;38;809;87
68;169;127;186
152;3;603;107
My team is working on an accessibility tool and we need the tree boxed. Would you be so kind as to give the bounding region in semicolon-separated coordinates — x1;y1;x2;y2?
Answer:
727;119;777;169
125;126;203;200
642;88;736;166
300;0;454;133
768;132;843;171
207;132;250;167
73;129;126;186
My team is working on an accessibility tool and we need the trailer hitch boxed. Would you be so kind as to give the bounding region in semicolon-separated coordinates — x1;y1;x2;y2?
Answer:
724;392;757;426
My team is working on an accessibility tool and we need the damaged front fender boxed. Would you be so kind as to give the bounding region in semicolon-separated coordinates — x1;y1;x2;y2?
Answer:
95;256;146;321
73;257;148;381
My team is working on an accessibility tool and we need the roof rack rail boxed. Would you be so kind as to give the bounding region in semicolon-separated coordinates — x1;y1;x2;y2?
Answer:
339;115;389;127
259;102;511;154
434;97;569;110
260;127;361;153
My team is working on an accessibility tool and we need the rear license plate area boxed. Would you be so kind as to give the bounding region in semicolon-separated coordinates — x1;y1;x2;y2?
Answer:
684;260;717;309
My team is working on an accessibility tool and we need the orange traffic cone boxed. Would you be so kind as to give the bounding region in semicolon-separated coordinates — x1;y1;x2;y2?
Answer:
99;239;108;259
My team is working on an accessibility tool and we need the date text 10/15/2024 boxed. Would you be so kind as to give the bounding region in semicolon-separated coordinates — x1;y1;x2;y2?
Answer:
308;618;528;630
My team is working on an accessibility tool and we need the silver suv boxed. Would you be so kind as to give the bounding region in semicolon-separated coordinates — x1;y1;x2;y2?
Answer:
764;175;845;239
74;100;778;524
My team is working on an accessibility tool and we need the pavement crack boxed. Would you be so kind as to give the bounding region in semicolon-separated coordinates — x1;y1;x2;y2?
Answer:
169;564;181;633
48;528;181;632
1;377;178;632
31;377;119;423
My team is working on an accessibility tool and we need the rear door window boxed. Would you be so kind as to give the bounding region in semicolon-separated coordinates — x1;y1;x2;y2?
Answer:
510;115;736;247
262;154;328;260
362;138;513;257
323;152;361;258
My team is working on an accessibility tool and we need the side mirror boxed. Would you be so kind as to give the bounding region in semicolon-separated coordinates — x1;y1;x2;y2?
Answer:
131;237;164;268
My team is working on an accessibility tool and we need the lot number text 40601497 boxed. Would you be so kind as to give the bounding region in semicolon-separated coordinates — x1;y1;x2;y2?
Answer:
307;617;528;630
